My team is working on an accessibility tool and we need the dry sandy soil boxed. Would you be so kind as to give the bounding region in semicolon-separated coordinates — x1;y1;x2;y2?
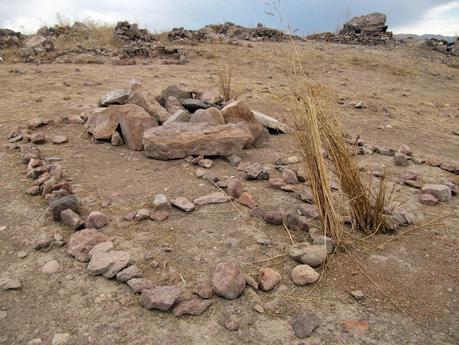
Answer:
0;41;458;345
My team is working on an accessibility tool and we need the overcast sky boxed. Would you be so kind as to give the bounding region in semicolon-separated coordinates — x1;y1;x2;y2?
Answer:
0;0;458;36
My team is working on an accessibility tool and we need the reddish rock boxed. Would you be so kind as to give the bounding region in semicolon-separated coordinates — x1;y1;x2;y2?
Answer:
127;278;155;293
401;171;418;181
291;265;319;286
227;178;243;198
60;209;84;230
282;169;298;184
394;153;409;166
172;297;212;316
263;211;283;225
421;184;452;201
171;197;195;212
85;107;119;140
419;193;439;206
190;108;225;125
221;100;266;147
269;177;286;189
250;207;265;219
117;104;158;150
85;211;109;229
237;192;258;208
285;213;309;231
258;267;281;291
116;265;143;282
342;320;369;336
194;284;214;299
87;244;130;278
139;286;183;311
194;192;228;205
212;262;245;299
67;228;110;262
150;211;169;222
426;156;442;167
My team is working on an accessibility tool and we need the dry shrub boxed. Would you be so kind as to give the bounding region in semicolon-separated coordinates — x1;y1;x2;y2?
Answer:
218;65;233;102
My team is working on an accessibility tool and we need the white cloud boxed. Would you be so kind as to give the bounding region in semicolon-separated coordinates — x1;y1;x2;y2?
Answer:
392;1;459;36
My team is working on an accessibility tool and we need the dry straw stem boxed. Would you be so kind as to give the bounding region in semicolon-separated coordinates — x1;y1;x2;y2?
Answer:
218;65;233;102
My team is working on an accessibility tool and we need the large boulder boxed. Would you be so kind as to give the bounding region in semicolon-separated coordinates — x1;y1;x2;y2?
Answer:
85;107;119;140
143;122;252;160
340;13;387;35
221;100;266;147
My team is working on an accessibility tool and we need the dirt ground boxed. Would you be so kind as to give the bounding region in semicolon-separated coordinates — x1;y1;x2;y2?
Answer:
0;41;458;345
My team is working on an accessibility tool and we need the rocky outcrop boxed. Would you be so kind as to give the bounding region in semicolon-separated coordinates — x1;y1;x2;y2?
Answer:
0;28;23;49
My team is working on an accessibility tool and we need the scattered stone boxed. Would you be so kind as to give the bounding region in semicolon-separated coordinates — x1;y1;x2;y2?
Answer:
135;208;150;221
351;290;365;300
26;186;41;196
150;211;169;222
143;122;252;160
17;251;27;258
51;135;68;144
171;197;195;212
245;162;269;180
404;180;422;189
419;193;439;206
282;169;298;184
116;265;143;282
225;154;242;166
127;278;155;293
421;184;452;202
87;243;131;278
67;229;110;262
60;209;83;230
250;207;265;219
237;192;258;208
375;146;395;156
198;158;213;169
194;192;228;205
212;262;245;299
172;297;212;316
27;117;49;129
31;132;46;144
48;194;79;221
298;204;319;219
41;260;60;275
354;101;365;109
258;267;281;291
289;243;327;267
401;171;418;181
291;265;319;285
263;211;283;225
426;156;442;167
140;285;183;311
397;144;412;156
163;108;190;124
227;178;243;198
99;89;129;106
153;194;171;210
85;211;109;229
0;277;22;290
291;310;321;339
33;237;53;251
51;333;70;345
394;153;409;166
244;274;259;289
269;177;286;189
285;213;309;231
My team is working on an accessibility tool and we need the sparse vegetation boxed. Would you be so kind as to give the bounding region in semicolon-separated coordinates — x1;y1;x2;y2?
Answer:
218;65;234;102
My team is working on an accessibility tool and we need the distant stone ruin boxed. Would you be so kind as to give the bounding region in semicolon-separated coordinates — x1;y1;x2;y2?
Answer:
307;12;394;46
425;38;459;56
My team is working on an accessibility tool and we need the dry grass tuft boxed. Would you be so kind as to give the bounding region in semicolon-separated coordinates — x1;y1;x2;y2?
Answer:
218;65;233;102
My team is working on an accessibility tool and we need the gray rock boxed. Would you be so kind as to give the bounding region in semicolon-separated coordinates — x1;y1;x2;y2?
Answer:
41;260;60;274
263;211;283;225
285;213;309;231
288;243;327;267
420;184;452;202
48;194;79;221
135;208;150;221
153;194;170;210
225;154;241;166
99;89;129;106
0;277;22;290
194;192;228;205
60;209;83;230
197;158;213;169
179;98;212;112
163;109;190;124
116;265;143;282
87;243;130;278
212;262;245;299
291;310;321;338
245;162;269;180
227;178;243;198
171;197;195;212
139;285;183;311
394;153;409;166
291;265;319;285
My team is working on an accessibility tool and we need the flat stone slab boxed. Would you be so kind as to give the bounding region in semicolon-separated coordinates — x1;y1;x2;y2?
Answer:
139;286;183;311
143;122;252;160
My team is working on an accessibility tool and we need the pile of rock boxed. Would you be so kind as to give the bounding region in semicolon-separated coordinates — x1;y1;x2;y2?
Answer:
0;28;23;48
114;21;155;44
425;38;459;56
167;22;295;43
307;13;394;46
18;35;56;63
86;82;284;159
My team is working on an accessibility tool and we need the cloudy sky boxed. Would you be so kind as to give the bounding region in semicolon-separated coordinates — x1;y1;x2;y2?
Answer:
0;0;458;36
